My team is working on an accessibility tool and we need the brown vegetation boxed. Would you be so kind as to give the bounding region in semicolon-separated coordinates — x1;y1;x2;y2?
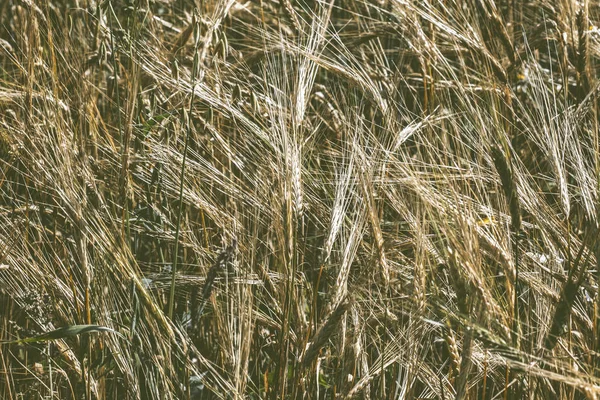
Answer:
1;0;600;399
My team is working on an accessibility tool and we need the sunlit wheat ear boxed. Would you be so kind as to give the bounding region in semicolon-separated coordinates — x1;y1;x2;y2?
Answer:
444;323;461;382
576;9;589;99
280;0;301;34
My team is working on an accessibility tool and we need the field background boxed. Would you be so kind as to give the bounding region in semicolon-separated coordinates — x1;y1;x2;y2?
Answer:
1;0;600;399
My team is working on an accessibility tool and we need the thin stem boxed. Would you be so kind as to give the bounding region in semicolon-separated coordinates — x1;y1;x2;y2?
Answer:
168;23;201;321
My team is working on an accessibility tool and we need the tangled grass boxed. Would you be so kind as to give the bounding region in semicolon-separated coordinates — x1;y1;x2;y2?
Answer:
1;0;600;399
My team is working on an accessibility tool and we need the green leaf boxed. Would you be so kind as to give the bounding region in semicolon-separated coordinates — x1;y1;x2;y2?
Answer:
138;113;172;137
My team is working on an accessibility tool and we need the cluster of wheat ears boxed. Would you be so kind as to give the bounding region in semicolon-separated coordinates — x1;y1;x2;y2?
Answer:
0;0;599;399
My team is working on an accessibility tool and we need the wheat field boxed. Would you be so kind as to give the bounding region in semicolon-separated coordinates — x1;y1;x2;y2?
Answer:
0;0;599;399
